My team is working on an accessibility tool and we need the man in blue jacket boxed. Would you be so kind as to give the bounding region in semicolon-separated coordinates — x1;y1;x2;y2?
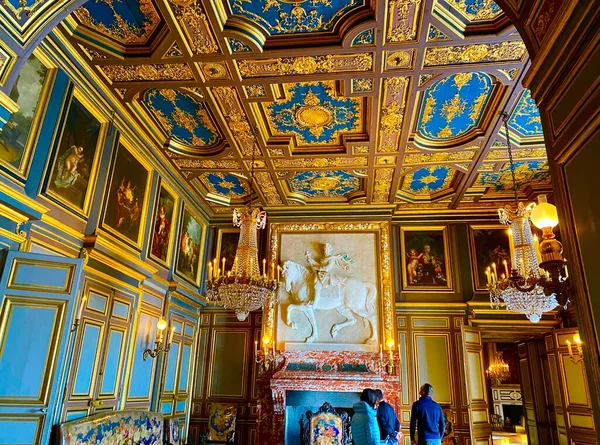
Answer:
409;383;445;445
375;389;401;444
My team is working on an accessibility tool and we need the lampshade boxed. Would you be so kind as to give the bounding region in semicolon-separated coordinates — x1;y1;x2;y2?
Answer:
530;195;559;229
156;317;168;331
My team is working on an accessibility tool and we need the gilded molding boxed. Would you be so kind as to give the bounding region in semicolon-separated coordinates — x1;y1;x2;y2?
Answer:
173;158;241;169
255;171;283;205
212;86;256;157
423;41;527;67
403;150;475;164
273;157;367;169
484;148;547;160
386;0;422;43
377;76;409;153
99;63;194;82
372;168;394;203
237;53;373;78
168;0;219;54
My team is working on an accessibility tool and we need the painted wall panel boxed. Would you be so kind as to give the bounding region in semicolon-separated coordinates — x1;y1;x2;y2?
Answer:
179;344;191;392
0;418;40;444
164;342;180;393
73;324;101;395
9;260;73;292
415;334;452;404
0;303;56;399
210;331;247;398
100;329;124;395
128;312;158;399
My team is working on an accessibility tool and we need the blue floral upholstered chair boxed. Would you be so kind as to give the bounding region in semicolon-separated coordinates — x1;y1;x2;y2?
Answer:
164;416;184;445
200;403;237;444
56;410;163;444
300;402;351;445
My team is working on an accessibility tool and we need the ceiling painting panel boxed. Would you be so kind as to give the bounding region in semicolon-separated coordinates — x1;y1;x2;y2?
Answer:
57;0;552;216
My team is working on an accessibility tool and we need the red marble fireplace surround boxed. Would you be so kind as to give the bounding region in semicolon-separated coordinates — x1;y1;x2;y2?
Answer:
257;350;401;444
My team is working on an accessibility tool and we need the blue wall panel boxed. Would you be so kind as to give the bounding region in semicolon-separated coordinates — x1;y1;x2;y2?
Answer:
128;312;157;399
73;324;101;395
164;343;179;393
100;329;124;394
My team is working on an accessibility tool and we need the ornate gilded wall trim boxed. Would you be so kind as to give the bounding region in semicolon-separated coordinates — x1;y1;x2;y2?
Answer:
403;150;475;164
237;53;373;78
423;41;527;67
266;222;395;346
167;0;219;54
212;86;256;157
372;168;394;203
377;76;409;153
386;0;422;43
273;157;367;169
99;63;194;82
255;171;283;205
484;148;547;161
173;159;241;170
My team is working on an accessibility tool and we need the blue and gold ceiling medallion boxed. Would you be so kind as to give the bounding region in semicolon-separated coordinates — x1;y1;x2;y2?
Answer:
447;0;502;22
227;0;365;35
477;160;550;191
143;89;221;147
402;166;454;195
288;170;360;198
352;28;375;45
201;172;249;197
265;81;361;146
508;89;543;137
74;0;160;44
417;72;493;140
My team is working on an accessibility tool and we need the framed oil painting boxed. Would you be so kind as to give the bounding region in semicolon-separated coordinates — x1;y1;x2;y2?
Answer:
0;52;53;176
216;228;240;273
46;90;104;214
149;182;177;265
176;207;204;284
400;226;452;291
103;141;150;246
469;225;512;291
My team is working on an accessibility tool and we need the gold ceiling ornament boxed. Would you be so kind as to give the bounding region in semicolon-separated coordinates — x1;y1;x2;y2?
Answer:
173;159;241;170
237;53;373;78
449;0;503;21
423;41;527;67
485;148;548;161
372;168;394;203
272;157;367;169
294;90;333;137
168;0;219;54
386;50;413;69
386;0;422;43
212;86;256;157
255;171;283;205
245;84;267;98
488;113;568;323
377;77;409;153
200;62;229;79
486;352;510;386
206;148;279;321
99;64;194;82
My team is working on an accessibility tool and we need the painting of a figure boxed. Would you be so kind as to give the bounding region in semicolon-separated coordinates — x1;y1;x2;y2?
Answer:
470;226;512;290
177;208;203;283
150;185;175;263
47;96;101;211
103;143;149;244
0;55;49;171
401;227;451;290
217;229;240;272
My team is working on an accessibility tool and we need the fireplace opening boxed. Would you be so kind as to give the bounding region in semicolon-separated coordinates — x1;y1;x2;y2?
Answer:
284;390;360;445
502;404;524;428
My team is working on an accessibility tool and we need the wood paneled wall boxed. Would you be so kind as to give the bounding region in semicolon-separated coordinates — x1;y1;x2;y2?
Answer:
188;310;261;445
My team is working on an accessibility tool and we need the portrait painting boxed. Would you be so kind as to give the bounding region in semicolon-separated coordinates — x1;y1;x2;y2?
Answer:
150;184;176;263
0;55;50;172
401;226;452;290
47;95;102;212
276;231;380;351
103;143;150;245
469;225;512;290
177;208;203;283
216;229;240;272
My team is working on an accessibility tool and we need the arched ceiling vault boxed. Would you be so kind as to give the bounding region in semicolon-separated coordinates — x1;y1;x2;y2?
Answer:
56;0;551;217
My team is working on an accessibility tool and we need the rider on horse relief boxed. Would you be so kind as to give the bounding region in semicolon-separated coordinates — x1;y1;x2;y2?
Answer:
305;243;355;307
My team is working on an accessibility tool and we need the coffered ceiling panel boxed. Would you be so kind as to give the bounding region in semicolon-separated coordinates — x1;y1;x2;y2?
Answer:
59;0;552;217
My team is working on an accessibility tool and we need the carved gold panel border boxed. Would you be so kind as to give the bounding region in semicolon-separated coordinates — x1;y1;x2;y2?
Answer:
265;221;395;348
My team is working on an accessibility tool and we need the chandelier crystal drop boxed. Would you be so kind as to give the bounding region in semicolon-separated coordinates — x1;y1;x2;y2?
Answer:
205;150;279;321
487;113;560;323
486;352;511;387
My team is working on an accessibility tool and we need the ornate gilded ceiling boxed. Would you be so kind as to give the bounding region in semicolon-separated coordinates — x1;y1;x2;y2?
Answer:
59;0;551;216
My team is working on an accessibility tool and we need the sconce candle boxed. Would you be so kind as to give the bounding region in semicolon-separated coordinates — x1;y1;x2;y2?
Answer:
77;295;87;319
168;326;175;344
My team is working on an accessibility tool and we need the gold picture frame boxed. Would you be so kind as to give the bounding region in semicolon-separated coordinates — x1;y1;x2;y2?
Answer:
400;225;453;291
215;227;240;273
175;205;206;286
43;87;107;218
148;179;178;267
468;224;511;292
100;136;152;250
265;221;396;350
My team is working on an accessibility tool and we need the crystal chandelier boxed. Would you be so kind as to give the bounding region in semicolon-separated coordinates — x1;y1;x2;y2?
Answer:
487;112;568;323
205;149;279;321
486;352;511;386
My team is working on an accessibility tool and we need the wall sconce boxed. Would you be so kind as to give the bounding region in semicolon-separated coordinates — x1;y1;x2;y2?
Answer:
378;338;397;375
255;334;281;372
566;333;583;365
143;317;174;361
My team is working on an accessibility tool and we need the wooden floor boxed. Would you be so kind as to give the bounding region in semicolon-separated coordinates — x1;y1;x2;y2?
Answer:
492;432;528;445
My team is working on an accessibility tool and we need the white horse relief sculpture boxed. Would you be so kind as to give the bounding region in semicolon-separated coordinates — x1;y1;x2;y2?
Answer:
281;248;378;344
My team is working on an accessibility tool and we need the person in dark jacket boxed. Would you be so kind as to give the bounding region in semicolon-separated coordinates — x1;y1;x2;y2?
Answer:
375;389;401;444
351;388;383;445
409;383;445;445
